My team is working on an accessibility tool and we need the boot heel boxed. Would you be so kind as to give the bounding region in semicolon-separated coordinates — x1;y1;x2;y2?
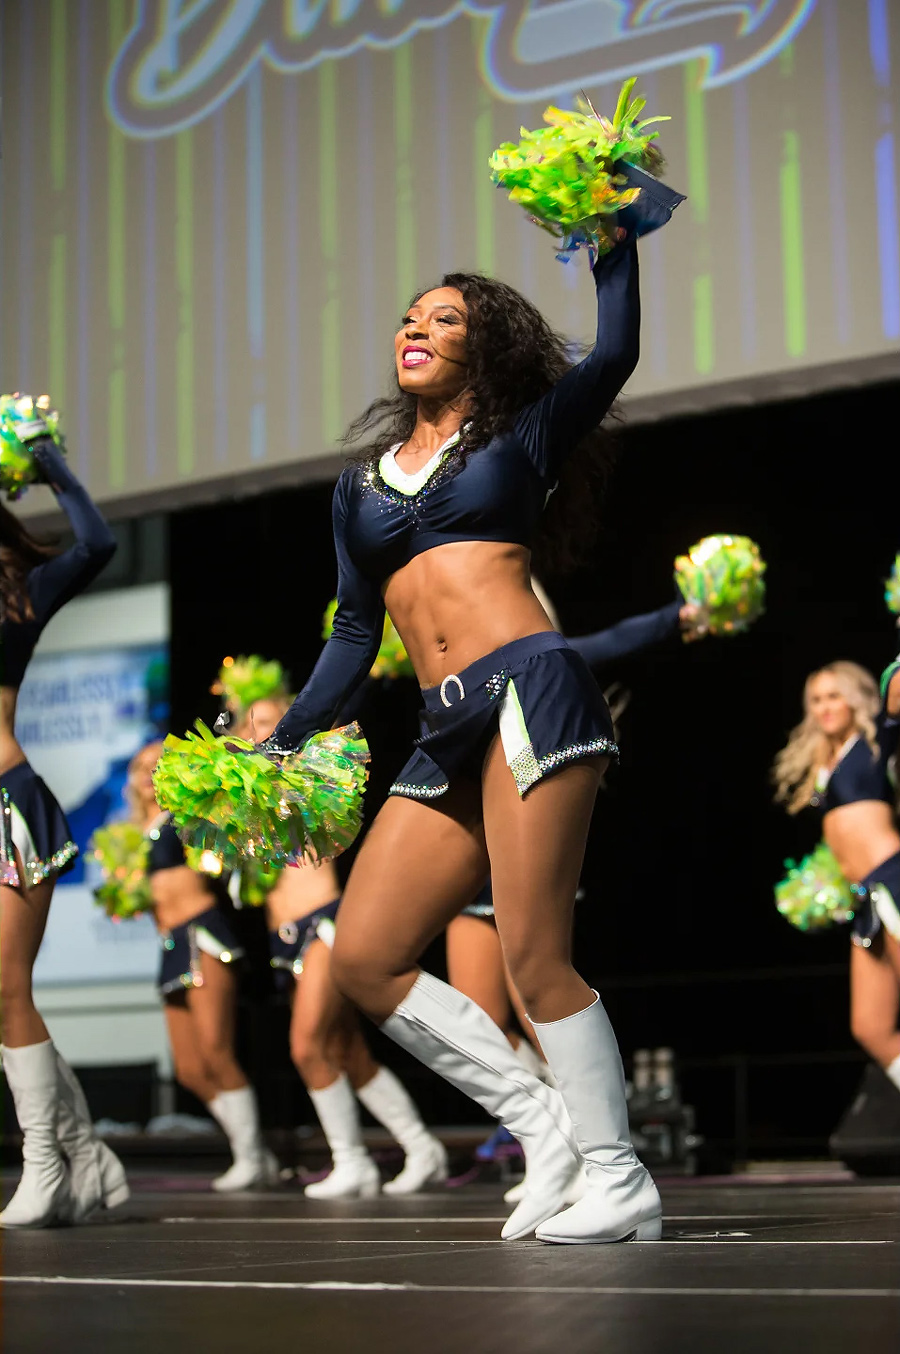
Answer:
103;1181;131;1210
632;1214;662;1241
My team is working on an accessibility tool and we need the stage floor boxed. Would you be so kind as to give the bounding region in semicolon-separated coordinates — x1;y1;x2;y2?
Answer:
2;1174;898;1353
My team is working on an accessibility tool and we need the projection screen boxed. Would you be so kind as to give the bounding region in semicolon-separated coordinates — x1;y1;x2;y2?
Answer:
1;0;898;513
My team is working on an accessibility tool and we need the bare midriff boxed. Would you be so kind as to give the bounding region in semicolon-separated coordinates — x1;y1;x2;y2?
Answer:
150;865;222;932
0;688;28;778
383;541;554;689
265;859;341;931
823;801;900;884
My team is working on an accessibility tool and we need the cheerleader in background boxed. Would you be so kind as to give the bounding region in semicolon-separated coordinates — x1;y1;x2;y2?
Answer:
233;692;447;1198
774;658;900;1088
0;430;128;1229
127;742;277;1191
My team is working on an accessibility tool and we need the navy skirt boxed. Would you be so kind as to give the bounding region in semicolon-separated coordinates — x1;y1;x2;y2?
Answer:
158;905;245;997
851;851;900;947
389;632;616;802
268;898;341;991
0;761;77;890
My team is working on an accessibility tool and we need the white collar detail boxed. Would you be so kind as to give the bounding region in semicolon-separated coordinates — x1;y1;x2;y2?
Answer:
380;432;460;496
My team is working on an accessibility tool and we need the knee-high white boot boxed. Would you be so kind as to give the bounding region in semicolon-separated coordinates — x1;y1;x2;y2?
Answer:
502;1039;579;1206
55;1051;130;1222
208;1086;279;1192
532;993;662;1244
356;1066;448;1195
305;1074;381;1199
381;972;579;1240
0;1041;73;1229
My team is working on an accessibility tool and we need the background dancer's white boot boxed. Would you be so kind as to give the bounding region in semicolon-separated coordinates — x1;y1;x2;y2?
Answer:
382;972;579;1240
305;1075;381;1199
0;1041;73;1229
356;1067;448;1195
55;1050;130;1221
503;1039;577;1206
532;993;662;1244
208;1086;278;1192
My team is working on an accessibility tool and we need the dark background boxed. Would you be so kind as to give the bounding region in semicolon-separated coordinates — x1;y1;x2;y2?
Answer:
164;377;899;1165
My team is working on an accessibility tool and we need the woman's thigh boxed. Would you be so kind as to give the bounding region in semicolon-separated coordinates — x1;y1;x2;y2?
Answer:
291;938;351;1052
445;913;511;1031
187;954;238;1059
850;940;900;1037
332;781;489;1019
0;875;55;995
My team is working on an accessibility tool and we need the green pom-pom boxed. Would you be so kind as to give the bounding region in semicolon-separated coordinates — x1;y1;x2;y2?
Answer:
885;554;900;616
235;859;282;907
0;393;66;501
89;821;152;921
153;719;370;870
674;534;766;636
323;599;414;681
774;843;857;932
489;79;669;259
213;654;286;712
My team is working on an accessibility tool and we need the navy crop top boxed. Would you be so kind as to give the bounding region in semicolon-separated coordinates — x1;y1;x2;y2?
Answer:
812;709;900;813
1;441;116;690
267;243;642;753
146;815;188;875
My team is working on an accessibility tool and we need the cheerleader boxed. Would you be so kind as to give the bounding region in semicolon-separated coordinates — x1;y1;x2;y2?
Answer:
774;659;900;1088
0;433;128;1228
238;695;447;1197
253;170;683;1242
127;742;277;1191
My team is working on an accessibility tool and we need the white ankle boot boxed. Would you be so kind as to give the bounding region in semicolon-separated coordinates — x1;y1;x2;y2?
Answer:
356;1066;448;1195
305;1075;381;1199
208;1087;279;1192
532;993;661;1244
55;1051;130;1221
1;1041;73;1228
382;972;579;1239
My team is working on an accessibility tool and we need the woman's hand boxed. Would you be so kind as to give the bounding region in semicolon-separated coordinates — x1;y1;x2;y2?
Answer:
679;604;708;643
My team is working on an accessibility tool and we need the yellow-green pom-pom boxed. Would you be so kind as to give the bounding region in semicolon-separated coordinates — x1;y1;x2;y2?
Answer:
489;78;669;259
775;843;857;932
213;654;286;712
323;599;414;680
0;392;66;501
89;822;151;921
674;534;766;636
885;554;900;616
153;719;369;870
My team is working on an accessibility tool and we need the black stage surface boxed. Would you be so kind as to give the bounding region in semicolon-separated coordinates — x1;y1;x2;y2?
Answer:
2;1173;899;1353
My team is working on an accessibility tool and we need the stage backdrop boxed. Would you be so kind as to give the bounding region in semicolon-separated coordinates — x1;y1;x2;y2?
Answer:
1;1;899;511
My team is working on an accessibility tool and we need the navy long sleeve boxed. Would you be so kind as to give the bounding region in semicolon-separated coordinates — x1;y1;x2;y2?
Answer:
262;472;385;752
27;440;117;625
567;600;682;670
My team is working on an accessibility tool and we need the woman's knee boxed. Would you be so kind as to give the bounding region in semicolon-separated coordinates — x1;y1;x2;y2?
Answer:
290;1021;330;1076
850;1007;892;1058
0;968;35;1017
503;947;574;1015
172;1054;213;1101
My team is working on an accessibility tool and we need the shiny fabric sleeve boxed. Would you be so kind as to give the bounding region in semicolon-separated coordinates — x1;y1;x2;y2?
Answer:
566;599;682;670
263;471;386;752
26;440;117;624
512;241;640;483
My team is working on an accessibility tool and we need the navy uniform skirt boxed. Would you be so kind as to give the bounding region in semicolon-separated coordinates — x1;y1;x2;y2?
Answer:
851;851;900;947
268;898;341;991
389;632;616;802
0;761;77;890
158;905;245;997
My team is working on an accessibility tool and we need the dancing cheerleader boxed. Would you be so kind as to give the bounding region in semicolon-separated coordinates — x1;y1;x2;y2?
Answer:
774;659;900;1090
127;741;277;1191
235;692;447;1197
244;117;685;1241
0;419;128;1228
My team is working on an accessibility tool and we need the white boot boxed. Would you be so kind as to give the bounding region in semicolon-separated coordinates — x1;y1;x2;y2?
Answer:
382;972;579;1239
55;1051;130;1222
503;1039;576;1206
532;993;662;1244
356;1066;448;1195
305;1075;381;1199
208;1087;279;1192
0;1041;73;1228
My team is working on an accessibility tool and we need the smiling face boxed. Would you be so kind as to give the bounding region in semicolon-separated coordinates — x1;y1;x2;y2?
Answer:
806;671;856;742
394;287;469;402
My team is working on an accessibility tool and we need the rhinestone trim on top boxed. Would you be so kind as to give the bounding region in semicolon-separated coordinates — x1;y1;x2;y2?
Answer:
361;455;457;515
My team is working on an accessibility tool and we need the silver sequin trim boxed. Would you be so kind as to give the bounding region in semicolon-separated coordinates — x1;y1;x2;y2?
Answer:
511;738;619;795
485;669;508;701
388;781;450;800
0;786;78;888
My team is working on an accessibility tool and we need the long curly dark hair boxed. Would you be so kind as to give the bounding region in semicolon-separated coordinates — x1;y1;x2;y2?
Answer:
0;503;56;622
343;271;620;573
